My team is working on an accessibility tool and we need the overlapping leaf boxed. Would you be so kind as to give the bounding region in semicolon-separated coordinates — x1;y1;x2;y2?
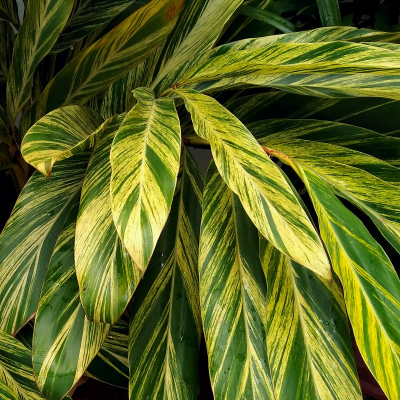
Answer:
294;165;400;400
20;0;183;133
199;162;275;400
110;88;181;271
86;320;129;389
0;153;89;335
261;239;362;399
21;105;103;176
33;200;110;400
0;330;46;400
76;114;141;324
176;89;330;278
0;21;14;83
0;0;18;24
129;147;203;399
6;0;74;121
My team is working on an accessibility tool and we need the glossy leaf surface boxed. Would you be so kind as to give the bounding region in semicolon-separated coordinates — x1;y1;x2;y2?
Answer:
110;88;181;271
0;153;89;334
129;147;202;399
316;0;341;26
22;105;103;176
76;114;141;324
176;89;330;278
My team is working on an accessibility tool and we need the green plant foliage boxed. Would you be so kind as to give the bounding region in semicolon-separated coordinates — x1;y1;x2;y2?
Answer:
1;1;400;399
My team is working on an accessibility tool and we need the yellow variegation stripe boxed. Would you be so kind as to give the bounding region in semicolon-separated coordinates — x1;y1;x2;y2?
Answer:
175;89;330;278
76;114;141;324
291;165;400;400
33;201;110;400
22;105;103;176
110;87;181;271
6;0;74;121
129;147;203;399
199;162;275;400
0;0;19;24
0;330;46;400
261;239;362;400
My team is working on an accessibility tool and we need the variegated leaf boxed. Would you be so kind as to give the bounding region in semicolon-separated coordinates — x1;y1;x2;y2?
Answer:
129;147;203;399
86;320;129;389
20;0;183;133
76;114;141;324
110;87;181;271
33;200;110;400
261;239;362;400
295;165;400;400
0;153;90;335
176;89;330;278
199;161;275;400
0;330;46;400
0;0;18;24
6;0;74;121
0;21;14;83
21;105;103;176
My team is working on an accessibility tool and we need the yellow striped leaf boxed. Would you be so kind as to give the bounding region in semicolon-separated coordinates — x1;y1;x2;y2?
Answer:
0;330;46;400
257;136;400;254
76;114;141;324
6;0;74;121
21;105;103;176
260;239;362;400
110;87;181;271
20;0;183;133
33;200;110;400
0;153;90;335
86;320;129;389
294;165;400;400
175;89;330;278
129;147;203;399
0;0;18;24
199;161;275;399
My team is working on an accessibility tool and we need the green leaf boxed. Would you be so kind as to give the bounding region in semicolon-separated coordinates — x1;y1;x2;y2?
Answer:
85;320;129;389
51;0;134;53
6;0;75;121
295;165;400;400
0;0;18;24
20;0;183;133
0;330;46;400
175;89;330;278
0;153;89;335
238;4;296;33
33;200;110;400
199;161;275;400
0;21;14;83
257;136;400;254
110;88;181;272
316;0;341;27
21;105;103;176
76;114;141;324
260;239;362;399
129;147;203;399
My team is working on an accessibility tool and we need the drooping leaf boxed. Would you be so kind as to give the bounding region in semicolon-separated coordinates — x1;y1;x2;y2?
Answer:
257;136;400;254
21;105;103;176
76;114;141;324
176;89;330;278
260;239;362;399
51;0;134;53
85;320;129;389
0;0;18;24
0;330;46;400
20;0;183;133
0;21;14;83
110;88;181;272
316;0;341;27
129;147;203;400
6;0;75;121
33;200;110;400
199;161;275;400
0;153;89;335
295;165;400;400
